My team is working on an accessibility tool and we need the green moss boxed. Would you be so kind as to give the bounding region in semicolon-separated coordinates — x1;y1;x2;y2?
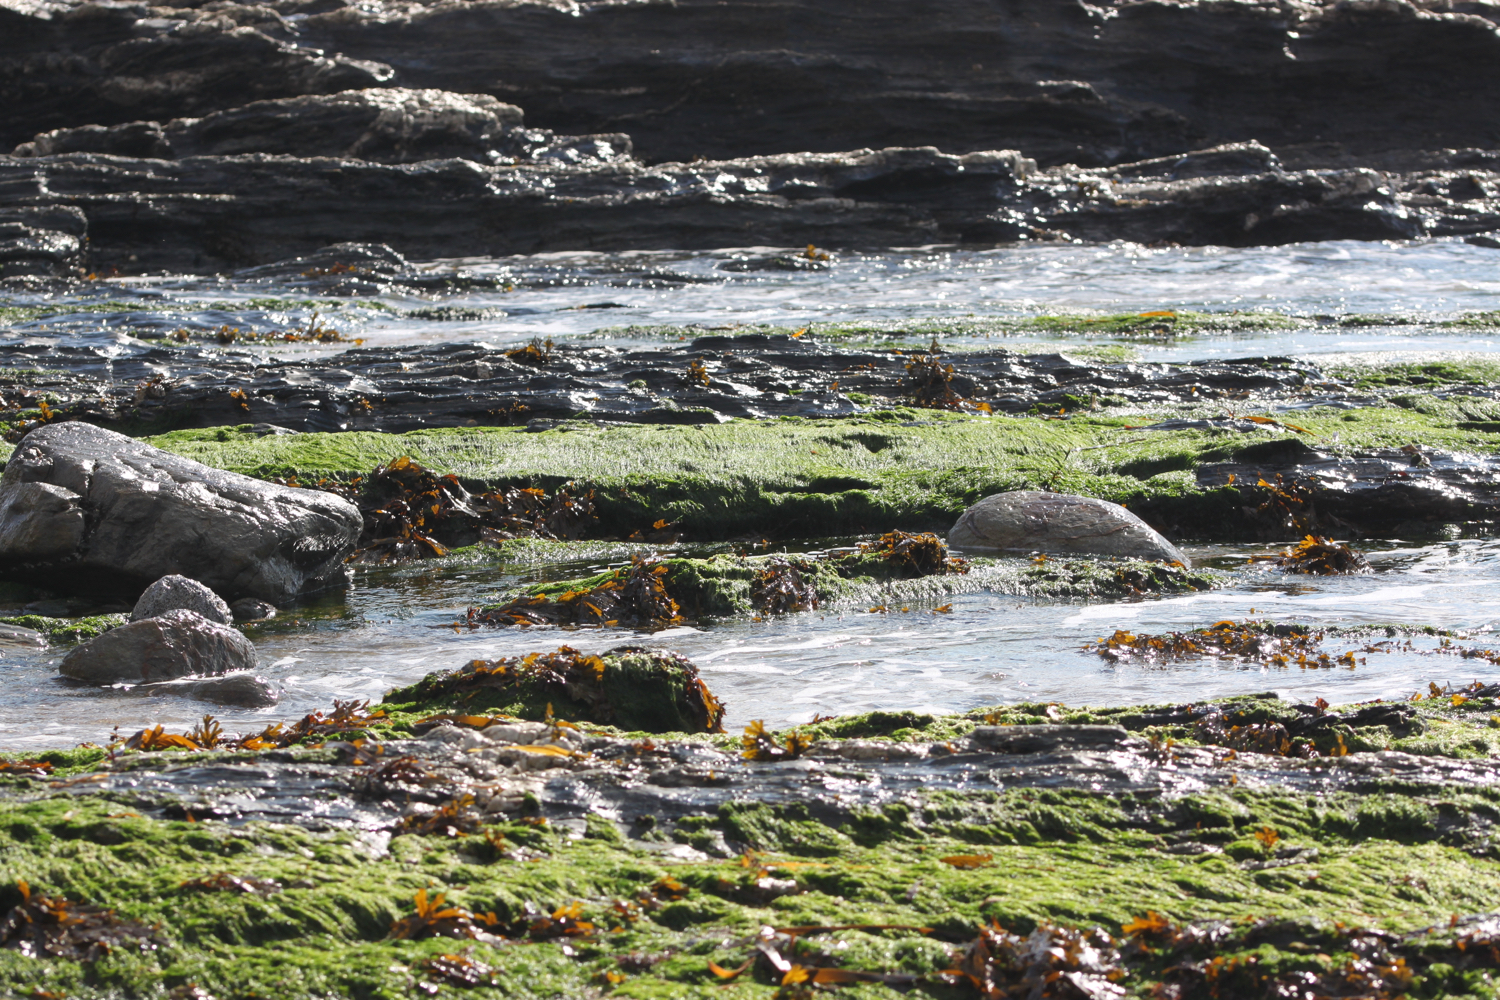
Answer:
0;613;127;643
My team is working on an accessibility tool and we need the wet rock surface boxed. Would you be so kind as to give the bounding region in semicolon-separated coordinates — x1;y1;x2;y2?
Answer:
950;491;1189;564
132;671;280;708
130;574;232;625
0;421;362;600
3;0;1499;170
3;140;1499;272
0;335;1332;432
58;607;257;685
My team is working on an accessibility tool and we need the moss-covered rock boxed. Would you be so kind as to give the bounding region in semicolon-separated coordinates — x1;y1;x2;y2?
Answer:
0;613;127;644
382;645;726;733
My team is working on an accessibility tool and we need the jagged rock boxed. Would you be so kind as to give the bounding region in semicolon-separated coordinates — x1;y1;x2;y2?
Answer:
131;575;233;626
0;206;85;278
58;608;257;685
134;671;280;708
4;0;1500;169
14;89;530;164
949;491;1189;565
229;598;278;623
0;422;361;601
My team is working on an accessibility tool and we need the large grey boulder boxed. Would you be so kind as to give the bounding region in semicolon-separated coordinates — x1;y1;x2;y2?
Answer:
132;575;232;626
0;422;361;602
948;490;1189;566
59;609;257;685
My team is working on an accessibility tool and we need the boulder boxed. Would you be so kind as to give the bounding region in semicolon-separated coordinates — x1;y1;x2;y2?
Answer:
134;672;280;708
59;609;257;685
0;422;362;601
948;490;1189;566
132;575;232;625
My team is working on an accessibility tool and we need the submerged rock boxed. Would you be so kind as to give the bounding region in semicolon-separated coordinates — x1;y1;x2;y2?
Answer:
0;422;362;601
59;608;257;685
134;672;280;708
229;598;277;623
949;491;1189;565
131;575;233;626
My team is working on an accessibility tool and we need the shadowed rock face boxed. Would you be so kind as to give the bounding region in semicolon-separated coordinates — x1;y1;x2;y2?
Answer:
0;422;362;601
2;0;1499;168
949;491;1190;565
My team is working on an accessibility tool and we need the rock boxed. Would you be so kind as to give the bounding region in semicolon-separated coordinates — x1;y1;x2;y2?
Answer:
0;422;361;601
967;725;1134;754
0;624;45;648
59;609;257;685
132;575;233;626
0;206;86;278
949;491;1189;565
4;0;1500;170
134;672;280;708
229;598;278;623
15;89;530;165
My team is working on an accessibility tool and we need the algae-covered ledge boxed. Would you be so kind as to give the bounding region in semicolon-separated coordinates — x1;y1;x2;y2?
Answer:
1;688;1500;998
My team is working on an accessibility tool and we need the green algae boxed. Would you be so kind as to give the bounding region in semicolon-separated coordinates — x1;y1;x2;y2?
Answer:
144;400;1500;542
0;613;127;644
0;782;1497;998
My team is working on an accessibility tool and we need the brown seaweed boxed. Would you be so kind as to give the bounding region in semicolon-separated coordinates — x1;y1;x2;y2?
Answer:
0;881;166;961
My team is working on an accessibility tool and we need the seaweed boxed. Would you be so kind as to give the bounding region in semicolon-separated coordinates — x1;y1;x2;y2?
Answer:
742;720;815;762
945;920;1125;999
385;646;726;733
1087;621;1328;666
419;952;498;988
0;881;165;961
178;874;281;896
903;347;992;414
750;557;819;614
386;889;502;943
1275;534;1372;575
853;529;969;577
466;556;679;627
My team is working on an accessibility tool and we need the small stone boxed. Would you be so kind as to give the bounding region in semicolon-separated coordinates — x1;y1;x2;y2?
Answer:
229;598;278;623
135;671;280;708
948;490;1189;565
132;574;232;625
59;608;257;685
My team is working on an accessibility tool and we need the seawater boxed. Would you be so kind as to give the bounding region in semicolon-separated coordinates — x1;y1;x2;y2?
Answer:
3;237;1500;746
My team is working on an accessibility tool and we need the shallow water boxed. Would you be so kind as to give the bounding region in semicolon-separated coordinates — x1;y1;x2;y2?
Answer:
7;238;1500;361
3;539;1499;747
4;237;1500;747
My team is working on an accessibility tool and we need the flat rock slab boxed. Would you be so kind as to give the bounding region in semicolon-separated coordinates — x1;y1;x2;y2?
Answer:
133;672;280;708
0;422;361;601
949;490;1189;565
58;608;257;685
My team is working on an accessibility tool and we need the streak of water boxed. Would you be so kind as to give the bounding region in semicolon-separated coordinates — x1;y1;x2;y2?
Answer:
3;540;1499;748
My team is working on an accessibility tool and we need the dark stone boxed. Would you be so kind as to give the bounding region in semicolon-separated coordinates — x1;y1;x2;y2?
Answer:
134;671;280;708
0;422;361;601
229;598;277;623
58;608;257;684
966;725;1134;754
131;575;233;625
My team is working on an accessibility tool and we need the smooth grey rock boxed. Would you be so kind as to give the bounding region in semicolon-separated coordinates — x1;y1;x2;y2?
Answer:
0;625;45;647
229;598;277;623
949;490;1189;566
132;574;232;625
59;608;257;685
134;671;280;708
0;422;362;601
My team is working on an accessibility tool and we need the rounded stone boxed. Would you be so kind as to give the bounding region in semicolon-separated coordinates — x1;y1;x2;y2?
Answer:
136;672;280;708
947;490;1189;566
229;598;278;623
59;608;257;685
132;574;232;625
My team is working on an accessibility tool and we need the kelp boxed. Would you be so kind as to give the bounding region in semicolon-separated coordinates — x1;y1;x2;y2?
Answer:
1274;534;1372;575
903;347;992;414
384;645;726;734
120;701;389;754
750;558;819;614
1088;621;1328;665
741;720;814;762
852;529;969;577
387;889;502;943
179;873;281;896
282;455;596;563
0;881;165;961
945;921;1125;1000
465;556;680;627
